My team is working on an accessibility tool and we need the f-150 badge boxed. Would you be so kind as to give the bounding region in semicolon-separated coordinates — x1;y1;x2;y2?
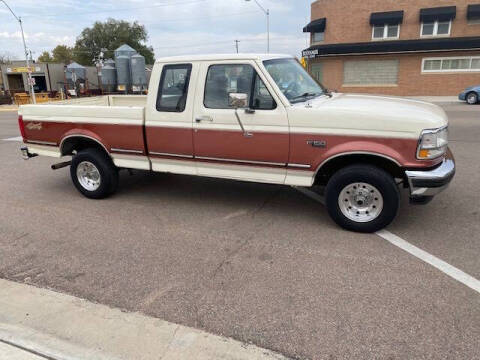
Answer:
307;140;326;148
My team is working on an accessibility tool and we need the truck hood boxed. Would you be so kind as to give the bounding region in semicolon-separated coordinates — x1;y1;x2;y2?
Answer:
288;93;448;139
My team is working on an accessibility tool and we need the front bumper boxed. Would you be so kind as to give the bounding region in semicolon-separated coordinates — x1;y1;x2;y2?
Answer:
405;148;455;201
458;92;467;101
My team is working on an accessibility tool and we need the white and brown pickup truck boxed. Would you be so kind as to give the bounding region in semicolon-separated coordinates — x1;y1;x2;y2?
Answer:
18;54;455;232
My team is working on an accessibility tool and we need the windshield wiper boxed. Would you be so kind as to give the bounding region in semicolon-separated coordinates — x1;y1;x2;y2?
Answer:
290;92;322;104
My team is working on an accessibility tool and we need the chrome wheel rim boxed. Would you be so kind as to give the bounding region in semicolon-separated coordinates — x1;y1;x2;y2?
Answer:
338;182;384;223
76;161;101;191
467;94;477;104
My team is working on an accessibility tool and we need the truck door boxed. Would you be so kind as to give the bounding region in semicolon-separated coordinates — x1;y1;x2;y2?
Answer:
145;62;197;175
193;61;289;184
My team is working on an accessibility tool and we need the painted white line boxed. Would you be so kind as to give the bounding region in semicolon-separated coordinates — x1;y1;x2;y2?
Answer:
292;187;479;294
377;230;480;294
2;136;22;142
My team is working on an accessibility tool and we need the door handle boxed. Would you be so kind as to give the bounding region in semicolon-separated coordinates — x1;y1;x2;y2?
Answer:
195;116;213;123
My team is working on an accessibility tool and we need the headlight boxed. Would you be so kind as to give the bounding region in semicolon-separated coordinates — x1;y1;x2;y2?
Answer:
417;127;448;160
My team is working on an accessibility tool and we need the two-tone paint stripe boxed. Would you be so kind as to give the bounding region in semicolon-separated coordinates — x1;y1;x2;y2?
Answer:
150;152;311;169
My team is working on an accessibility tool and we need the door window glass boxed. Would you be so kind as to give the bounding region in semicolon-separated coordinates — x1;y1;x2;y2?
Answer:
156;64;192;112
252;74;276;110
204;64;276;110
204;64;254;109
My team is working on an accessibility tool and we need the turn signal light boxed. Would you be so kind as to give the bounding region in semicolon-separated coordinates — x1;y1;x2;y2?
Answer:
418;149;430;159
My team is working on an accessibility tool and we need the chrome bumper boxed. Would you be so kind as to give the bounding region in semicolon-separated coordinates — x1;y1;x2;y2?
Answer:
405;148;455;200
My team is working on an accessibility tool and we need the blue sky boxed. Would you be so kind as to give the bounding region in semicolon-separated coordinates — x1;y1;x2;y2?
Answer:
1;0;312;61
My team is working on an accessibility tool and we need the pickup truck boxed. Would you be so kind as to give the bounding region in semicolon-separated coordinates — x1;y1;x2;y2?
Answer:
18;54;455;233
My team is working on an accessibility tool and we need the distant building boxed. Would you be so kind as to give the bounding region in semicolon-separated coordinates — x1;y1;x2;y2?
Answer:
302;0;480;96
0;61;99;95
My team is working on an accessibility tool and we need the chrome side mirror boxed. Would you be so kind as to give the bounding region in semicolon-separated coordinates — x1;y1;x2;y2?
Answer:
228;93;252;138
228;93;248;109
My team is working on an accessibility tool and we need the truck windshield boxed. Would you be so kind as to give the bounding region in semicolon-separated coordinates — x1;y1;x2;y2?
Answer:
263;58;326;104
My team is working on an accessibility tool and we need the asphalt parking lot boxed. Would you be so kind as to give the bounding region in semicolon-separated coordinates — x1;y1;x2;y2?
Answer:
0;104;479;360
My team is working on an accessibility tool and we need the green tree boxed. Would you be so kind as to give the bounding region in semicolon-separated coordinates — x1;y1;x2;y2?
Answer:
73;18;155;65
37;46;74;64
52;45;74;64
37;51;53;63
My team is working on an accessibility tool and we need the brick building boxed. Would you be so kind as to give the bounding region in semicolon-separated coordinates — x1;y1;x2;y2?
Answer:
302;0;480;96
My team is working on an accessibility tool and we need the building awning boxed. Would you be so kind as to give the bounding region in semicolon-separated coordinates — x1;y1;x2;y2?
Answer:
303;18;326;33
302;37;480;58
370;11;404;26
420;6;456;22
467;4;480;20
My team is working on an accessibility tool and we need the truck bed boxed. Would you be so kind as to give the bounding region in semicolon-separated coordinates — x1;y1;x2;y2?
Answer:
19;95;150;170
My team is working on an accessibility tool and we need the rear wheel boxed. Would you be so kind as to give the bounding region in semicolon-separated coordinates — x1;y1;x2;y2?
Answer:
70;148;118;199
466;92;478;105
325;164;400;233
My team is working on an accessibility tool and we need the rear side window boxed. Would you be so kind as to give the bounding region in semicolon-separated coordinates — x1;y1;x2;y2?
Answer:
156;64;192;112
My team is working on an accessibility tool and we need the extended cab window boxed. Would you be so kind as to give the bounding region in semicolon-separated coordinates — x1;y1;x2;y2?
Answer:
204;64;276;110
156;64;192;112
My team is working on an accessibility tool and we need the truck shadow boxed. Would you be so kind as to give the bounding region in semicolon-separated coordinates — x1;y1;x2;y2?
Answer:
113;169;329;224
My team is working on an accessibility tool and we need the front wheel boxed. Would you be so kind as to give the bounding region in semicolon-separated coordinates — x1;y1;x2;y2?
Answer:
466;92;478;105
325;164;400;233
70;148;118;199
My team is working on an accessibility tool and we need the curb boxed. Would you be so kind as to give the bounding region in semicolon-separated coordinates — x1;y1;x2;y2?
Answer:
0;279;288;360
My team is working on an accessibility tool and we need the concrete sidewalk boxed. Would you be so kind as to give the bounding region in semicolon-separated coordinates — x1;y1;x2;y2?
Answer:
0;279;287;360
0;105;18;112
0;341;46;359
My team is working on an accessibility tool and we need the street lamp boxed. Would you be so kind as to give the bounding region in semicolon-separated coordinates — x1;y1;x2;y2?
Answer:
1;0;36;103
245;0;270;53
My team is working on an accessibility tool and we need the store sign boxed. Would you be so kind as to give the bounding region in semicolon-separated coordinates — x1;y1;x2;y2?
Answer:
302;49;319;59
6;66;40;73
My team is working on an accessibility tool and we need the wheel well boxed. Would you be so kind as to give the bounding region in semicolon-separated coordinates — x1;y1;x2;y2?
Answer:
314;154;404;186
467;91;478;99
61;136;110;157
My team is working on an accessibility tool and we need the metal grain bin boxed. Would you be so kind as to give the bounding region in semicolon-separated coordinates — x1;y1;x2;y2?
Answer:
114;44;136;59
115;55;130;92
66;62;86;82
130;53;147;91
104;59;116;68
101;65;117;93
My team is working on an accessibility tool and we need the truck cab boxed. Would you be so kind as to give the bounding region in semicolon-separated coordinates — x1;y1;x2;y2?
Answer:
19;54;455;232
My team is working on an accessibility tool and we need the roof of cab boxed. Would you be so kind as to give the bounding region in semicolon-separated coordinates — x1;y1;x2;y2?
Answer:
155;53;293;64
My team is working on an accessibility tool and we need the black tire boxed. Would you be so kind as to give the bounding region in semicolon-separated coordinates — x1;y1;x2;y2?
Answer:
466;92;478;105
325;164;400;233
70;148;119;199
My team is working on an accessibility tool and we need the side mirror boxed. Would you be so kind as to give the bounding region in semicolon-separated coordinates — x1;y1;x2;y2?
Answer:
228;93;248;109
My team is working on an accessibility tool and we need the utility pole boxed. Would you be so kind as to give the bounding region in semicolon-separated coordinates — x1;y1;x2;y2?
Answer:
1;0;36;103
234;40;240;54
